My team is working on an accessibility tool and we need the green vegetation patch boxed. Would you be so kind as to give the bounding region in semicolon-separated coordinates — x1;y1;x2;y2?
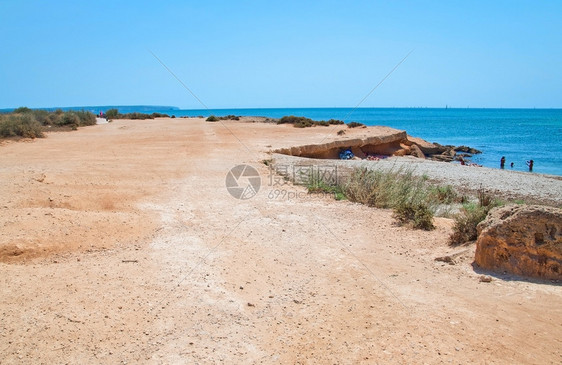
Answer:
449;188;503;245
0;107;96;139
105;109;169;120
277;115;344;128
306;166;453;230
347;122;365;128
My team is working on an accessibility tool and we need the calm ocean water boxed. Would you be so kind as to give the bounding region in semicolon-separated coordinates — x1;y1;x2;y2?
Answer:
19;106;562;176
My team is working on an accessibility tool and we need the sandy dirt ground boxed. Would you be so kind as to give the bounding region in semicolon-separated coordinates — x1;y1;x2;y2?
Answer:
1;118;560;364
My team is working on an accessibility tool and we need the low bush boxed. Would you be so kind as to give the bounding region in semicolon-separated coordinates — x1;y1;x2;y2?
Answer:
449;203;489;244
309;166;448;230
393;201;435;230
277;115;344;128
101;109;168;120
150;112;170;118
203;114;241;122
430;185;458;204
13;106;32;113
449;188;502;245
0;114;44;138
307;177;346;201
105;109;119;119
75;110;96;126
32;109;50;125
125;112;153;120
58;112;80;127
219;115;240;120
344;167;429;209
347;122;365;128
0;107;97;139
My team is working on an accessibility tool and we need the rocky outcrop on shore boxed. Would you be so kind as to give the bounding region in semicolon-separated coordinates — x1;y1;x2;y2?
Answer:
404;137;482;162
274;129;408;159
274;128;481;163
475;205;562;280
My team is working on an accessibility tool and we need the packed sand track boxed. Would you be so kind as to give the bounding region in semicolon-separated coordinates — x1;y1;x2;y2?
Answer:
1;118;560;364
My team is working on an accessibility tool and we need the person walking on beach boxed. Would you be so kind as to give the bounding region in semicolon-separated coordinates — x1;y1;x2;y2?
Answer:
526;159;534;172
500;156;506;169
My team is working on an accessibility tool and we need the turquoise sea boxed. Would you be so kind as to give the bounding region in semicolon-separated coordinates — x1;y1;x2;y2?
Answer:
9;106;562;176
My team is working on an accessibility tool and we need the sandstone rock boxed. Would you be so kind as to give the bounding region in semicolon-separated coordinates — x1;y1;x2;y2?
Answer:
275;129;407;159
350;146;366;159
407;136;446;155
455;145;482;154
431;154;455;162
392;144;411;157
410;144;425;159
443;148;456;157
475;205;562;280
479;275;493;283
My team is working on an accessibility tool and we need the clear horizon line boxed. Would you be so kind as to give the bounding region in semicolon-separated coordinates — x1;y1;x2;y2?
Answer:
2;105;562;111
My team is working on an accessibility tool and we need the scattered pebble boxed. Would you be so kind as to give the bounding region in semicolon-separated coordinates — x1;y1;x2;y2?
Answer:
479;275;493;283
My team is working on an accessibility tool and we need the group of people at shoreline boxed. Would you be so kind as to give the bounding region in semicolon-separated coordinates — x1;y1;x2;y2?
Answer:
500;156;534;171
457;155;535;172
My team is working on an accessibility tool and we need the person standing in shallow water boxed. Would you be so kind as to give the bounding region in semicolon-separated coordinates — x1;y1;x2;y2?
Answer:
526;159;534;172
500;156;506;169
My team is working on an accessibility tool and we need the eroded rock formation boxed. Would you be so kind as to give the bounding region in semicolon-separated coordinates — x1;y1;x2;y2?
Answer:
475;205;562;280
274;129;408;159
274;127;480;163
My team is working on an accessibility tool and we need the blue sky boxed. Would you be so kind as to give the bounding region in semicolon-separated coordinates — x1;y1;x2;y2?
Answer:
1;0;561;109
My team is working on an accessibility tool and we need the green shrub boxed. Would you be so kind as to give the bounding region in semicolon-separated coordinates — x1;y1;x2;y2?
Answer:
393;201;435;230
150;112;170;118
104;110;155;120
307;176;346;200
13;106;32;114
126;112;153;120
344;167;425;208
449;188;502;245
1;108;97;139
58;112;80;126
430;185;457;204
278;115;306;124
75;110;96;126
219;115;240;120
347;122;365;128
309;166;439;230
449;203;489;245
105;109;119;119
345;167;438;229
327;119;344;125
0;114;44;138
47;113;62;125
278;115;344;128
206;115;219;122
32;109;50;125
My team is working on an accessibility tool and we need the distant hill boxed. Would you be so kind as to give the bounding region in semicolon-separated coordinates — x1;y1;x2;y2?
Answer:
0;105;179;113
